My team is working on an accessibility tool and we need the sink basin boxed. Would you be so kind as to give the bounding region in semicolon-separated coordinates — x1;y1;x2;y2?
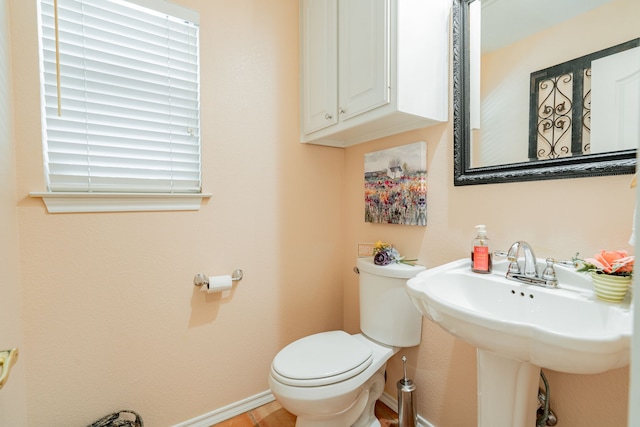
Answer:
406;258;632;374
406;257;632;427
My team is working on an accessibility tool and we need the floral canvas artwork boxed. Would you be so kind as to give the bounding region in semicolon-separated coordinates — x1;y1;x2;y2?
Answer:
364;141;427;226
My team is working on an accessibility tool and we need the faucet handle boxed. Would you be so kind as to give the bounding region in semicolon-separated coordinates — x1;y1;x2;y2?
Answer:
541;258;556;279
507;255;521;275
541;258;559;288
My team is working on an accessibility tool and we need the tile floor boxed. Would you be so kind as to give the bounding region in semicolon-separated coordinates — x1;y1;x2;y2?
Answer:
213;399;399;426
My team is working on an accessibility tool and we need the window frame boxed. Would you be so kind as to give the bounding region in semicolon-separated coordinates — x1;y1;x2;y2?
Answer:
31;0;210;213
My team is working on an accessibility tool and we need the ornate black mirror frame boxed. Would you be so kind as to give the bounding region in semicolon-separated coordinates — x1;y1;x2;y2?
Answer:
452;0;637;186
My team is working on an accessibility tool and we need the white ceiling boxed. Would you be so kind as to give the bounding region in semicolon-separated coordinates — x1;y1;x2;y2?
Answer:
481;0;612;53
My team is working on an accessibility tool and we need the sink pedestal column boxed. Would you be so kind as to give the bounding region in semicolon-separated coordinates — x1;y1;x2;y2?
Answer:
477;349;540;427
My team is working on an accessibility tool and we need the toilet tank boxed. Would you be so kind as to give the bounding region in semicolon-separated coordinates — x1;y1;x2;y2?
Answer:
356;257;426;347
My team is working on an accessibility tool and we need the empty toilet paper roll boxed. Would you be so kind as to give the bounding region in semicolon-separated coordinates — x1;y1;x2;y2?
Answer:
201;275;233;293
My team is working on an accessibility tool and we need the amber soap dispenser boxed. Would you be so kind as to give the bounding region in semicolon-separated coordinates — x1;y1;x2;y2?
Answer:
471;224;492;273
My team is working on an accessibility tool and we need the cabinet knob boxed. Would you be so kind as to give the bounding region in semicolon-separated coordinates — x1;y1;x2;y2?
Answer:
324;113;333;120
339;108;346;115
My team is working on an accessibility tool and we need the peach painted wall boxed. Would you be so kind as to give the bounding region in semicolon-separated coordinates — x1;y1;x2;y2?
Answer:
0;0;28;424
343;3;635;423
9;0;344;425
344;128;633;427
344;0;640;427
5;0;636;426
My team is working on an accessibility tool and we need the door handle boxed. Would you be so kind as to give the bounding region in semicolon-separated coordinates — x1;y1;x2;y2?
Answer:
0;348;19;390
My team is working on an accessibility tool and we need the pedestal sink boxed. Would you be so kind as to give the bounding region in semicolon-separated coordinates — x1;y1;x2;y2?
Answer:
406;258;632;427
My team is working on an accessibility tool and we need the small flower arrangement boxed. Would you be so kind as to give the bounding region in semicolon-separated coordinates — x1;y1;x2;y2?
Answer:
373;241;418;266
573;250;635;278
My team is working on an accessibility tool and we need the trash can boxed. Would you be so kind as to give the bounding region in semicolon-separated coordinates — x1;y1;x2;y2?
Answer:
87;410;143;427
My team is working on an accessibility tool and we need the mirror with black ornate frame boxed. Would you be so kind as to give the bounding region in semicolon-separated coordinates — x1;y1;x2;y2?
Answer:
453;0;638;186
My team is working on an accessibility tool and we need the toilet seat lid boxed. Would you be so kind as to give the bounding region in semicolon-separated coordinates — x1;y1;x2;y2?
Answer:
271;331;373;387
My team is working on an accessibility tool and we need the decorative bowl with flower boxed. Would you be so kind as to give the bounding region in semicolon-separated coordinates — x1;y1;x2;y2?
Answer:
574;250;634;303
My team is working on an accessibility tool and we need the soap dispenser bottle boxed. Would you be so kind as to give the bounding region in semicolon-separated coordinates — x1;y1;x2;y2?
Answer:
471;224;492;273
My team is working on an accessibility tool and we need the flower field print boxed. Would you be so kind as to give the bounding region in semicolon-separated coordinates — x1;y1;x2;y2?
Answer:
364;141;427;226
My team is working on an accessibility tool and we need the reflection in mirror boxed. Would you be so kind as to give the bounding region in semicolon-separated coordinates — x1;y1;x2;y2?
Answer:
529;40;639;162
453;0;639;185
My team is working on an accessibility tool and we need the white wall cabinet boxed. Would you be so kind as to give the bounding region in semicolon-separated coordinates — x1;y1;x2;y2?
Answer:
300;0;449;147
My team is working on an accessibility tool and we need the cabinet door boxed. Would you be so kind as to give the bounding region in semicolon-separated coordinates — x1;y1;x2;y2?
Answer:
301;0;338;135
338;0;389;121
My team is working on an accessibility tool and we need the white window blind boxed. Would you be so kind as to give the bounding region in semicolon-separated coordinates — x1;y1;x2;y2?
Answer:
38;0;201;194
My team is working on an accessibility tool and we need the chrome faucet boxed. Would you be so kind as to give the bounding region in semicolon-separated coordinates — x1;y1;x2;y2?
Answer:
506;241;558;288
507;241;537;278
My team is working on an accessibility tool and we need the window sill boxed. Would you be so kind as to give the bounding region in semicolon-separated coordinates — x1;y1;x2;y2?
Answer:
29;192;212;213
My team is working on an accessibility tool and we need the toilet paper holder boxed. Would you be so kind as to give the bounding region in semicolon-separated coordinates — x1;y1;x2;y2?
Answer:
193;269;243;288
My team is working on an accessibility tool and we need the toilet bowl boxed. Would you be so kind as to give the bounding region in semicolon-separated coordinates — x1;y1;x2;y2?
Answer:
268;258;425;427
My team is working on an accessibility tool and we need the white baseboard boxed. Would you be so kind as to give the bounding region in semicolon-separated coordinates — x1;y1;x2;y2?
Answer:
379;391;436;427
173;390;437;427
172;390;275;427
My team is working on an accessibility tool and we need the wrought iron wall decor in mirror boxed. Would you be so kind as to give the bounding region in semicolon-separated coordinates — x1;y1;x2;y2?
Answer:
529;39;639;162
453;0;639;186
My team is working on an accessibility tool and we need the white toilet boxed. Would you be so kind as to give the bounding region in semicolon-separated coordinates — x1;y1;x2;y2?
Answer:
268;257;425;427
